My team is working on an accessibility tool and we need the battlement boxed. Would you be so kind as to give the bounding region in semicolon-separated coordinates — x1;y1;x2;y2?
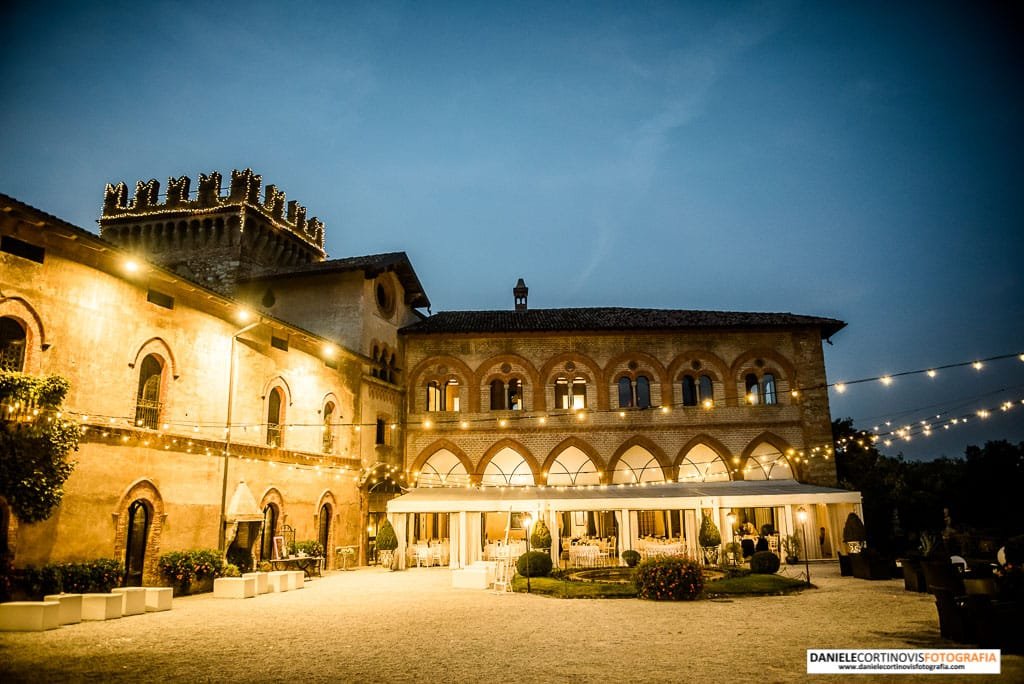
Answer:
102;168;325;251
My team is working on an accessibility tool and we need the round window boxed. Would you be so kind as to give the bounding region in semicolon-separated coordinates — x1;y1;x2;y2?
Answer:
375;280;395;317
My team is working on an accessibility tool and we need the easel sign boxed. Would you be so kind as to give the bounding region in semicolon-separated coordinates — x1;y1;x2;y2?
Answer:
273;536;286;560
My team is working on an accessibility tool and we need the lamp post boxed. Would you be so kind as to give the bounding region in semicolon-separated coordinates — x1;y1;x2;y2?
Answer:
218;316;259;552
797;507;811;586
523;513;534;593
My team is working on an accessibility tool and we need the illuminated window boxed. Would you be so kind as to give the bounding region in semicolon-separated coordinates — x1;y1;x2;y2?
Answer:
426;381;442;411
0;317;27;372
444;379;460;411
572;377;587;409
507;378;522;411
763;373;777;405
267;387;284;447
134;354;163;429
427;379;459;411
745;374;760;405
555;376;586;409
699;375;714;403
745;372;779;406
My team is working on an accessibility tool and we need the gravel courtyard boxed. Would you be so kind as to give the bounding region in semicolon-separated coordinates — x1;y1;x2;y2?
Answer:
2;563;1020;683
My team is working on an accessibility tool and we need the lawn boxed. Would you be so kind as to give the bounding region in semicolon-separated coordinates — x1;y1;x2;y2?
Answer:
511;571;808;599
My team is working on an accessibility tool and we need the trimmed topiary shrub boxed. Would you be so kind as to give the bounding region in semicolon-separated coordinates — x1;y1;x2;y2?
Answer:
516;550;553;578
375;519;398;551
635;556;704;601
530;519;552;550
750;551;781;574
621;549;641;567
699;512;722;565
843;513;867;549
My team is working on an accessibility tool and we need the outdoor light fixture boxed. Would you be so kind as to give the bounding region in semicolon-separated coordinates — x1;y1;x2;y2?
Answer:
124;259;140;274
796;507;811;586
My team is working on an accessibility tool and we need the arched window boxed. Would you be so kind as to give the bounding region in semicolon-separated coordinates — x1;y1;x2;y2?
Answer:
763;373;777;405
572;377;587;409
618;377;633;408
636;376;651;409
134;354;163;429
322;402;336;454
124;500;150;587
259;503;278;560
426;381;442;411
444;379;460;411
555;376;569;409
507;378;522;411
699;375;714;405
490;379;506;410
681;375;697;406
0;317;26;372
267;387;284;447
318;503;331;556
745;374;760;405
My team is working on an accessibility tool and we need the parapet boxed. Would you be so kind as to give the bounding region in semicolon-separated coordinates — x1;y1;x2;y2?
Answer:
102;168;325;251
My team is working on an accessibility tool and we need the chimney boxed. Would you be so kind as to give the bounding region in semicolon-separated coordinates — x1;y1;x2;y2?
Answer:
513;278;529;312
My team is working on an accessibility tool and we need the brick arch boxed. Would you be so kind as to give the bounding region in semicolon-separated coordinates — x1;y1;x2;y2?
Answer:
406;355;477;412
607;435;674;481
538;352;604;409
665;351;731;406
477;353;542;410
410;439;475;482
602;351;669;387
260;376;293;404
737;432;798;481
259;487;285;518
477;438;540;485
112;479;165;586
0;296;46;373
673;434;734;468
541;437;607;482
729;349;797;384
129;337;180;380
315;490;338;569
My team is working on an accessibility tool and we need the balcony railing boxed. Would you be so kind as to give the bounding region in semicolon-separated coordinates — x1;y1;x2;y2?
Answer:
134;399;162;430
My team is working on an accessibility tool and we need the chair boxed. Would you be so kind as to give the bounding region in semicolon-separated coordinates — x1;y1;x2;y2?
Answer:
414;545;430;568
431;545;443;567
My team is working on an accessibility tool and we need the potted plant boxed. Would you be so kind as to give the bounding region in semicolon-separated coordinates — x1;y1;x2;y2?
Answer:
375;518;398;570
840;512;867;577
724;541;743;566
621;550;641;568
782;534;801;565
699;511;722;565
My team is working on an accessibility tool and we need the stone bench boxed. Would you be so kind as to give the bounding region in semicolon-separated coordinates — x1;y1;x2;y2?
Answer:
80;593;123;621
267;571;291;593
43;593;82;625
112;587;147;615
452;563;494;590
242;571;269;595
213;576;256;599
145;587;173;612
0;601;61;631
289;570;305;590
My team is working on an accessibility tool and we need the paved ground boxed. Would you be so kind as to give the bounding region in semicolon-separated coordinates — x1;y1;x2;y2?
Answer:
1;563;1020;683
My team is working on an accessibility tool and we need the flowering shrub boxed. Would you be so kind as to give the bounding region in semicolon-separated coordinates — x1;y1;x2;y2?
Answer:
635;556;704;601
158;549;226;592
294;540;324;557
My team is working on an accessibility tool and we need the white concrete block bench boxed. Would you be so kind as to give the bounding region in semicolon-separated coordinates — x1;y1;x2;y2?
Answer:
145;587;173;612
213;577;256;599
80;593;123;621
43;593;82;625
267;571;291;592
242;571;269;594
452;562;495;590
112;587;147;616
0;601;61;631
289;571;305;590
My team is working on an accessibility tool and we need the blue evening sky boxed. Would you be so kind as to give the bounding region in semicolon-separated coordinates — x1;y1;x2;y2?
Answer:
2;1;1021;460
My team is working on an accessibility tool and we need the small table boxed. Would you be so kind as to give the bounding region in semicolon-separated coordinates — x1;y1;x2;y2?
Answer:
269;556;323;578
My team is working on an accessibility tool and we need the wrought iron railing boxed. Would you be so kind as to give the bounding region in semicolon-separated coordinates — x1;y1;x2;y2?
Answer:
134;399;162;430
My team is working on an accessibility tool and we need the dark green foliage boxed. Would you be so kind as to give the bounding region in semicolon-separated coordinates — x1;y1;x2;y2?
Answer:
760;524;775;537
699;512;721;547
755;537;769;552
530;519;552;550
21;559;124;598
749;551;781;574
516;550;553;577
0;372;79;522
843;513;867;543
375;519;398;551
294;540;324;557
635;556;704;601
158;549;226;591
621;549;641;567
1005;535;1024;566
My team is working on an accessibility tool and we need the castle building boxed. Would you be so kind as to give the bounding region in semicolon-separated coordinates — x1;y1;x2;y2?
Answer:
0;170;861;581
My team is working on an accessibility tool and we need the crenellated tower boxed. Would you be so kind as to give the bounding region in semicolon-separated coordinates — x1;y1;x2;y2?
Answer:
99;169;327;294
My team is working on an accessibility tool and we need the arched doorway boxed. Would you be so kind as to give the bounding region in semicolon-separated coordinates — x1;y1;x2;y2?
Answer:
259;503;279;561
318;503;331;557
124;499;150;586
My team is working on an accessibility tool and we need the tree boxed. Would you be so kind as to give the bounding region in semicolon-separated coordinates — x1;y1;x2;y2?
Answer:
0;372;79;522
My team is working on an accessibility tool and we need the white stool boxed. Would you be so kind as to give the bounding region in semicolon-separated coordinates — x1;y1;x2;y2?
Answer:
267;571;290;592
242;572;269;594
111;587;147;615
145;587;173;612
81;593;123;621
43;593;82;625
0;601;61;631
213;577;256;598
